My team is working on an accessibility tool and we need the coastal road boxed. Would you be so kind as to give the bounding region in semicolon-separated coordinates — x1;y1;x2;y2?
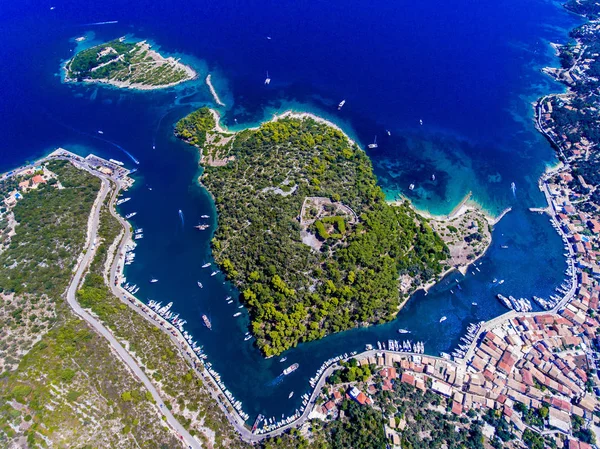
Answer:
64;168;202;449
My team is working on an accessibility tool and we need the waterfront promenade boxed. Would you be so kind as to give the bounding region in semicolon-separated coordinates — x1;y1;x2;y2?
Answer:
2;151;202;449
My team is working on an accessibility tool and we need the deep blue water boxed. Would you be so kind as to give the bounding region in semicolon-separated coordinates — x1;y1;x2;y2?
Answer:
0;0;581;422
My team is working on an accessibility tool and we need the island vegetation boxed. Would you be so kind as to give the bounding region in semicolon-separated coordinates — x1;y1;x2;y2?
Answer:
65;38;196;89
175;108;449;356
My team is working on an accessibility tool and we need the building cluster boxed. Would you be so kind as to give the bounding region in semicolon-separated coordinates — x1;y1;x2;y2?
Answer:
463;313;598;435
3;166;52;207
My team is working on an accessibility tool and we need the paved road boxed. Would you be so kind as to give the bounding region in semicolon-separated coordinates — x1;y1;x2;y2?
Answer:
64;169;201;449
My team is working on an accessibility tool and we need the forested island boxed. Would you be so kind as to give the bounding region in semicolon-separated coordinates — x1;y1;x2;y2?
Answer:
176;108;449;356
64;39;196;90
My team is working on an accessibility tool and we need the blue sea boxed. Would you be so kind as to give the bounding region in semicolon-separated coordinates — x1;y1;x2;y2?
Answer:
0;0;582;421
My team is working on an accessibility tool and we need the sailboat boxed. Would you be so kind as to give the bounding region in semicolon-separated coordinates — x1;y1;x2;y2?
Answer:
264;71;271;85
367;136;378;149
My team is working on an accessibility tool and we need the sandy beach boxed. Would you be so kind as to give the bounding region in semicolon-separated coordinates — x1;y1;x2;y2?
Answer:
206;74;225;106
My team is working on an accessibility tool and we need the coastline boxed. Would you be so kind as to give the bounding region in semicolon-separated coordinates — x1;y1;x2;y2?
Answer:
62;40;198;91
390;191;509;227
207;108;357;147
206;74;226;106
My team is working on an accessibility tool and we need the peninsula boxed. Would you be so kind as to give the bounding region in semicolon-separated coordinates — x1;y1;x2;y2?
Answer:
64;38;196;90
175;107;450;356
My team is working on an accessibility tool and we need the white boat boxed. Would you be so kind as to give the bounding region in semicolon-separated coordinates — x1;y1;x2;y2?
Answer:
338;100;345;110
439;316;447;323
244;335;252;341
397;329;410;334
419;119;423;125
150;279;158;283
197;281;203;288
201;215;210;218
98;130;104;134
109;159;124;166
280;357;287;363
211;271;218;277
264;71;271;85
288;392;294;399
409;183;415;191
367;135;378;149
125;212;137;219
386;130;391;136
431;174;435;181
233;312;242;317
202;262;211;268
498;279;505;285
472;302;477;306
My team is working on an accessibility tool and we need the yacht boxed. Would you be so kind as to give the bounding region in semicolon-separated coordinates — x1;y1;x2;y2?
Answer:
419;119;423;125
280;357;287;363
202;262;211;268
283;363;299;375
211;271;218;276
386;130;391;136
431;174;436;181
439;316;447;323
233;312;242;317
409;184;415;191
498;279;505;285
197;281;203;288
338;100;346;110
367;136;378;149
125;212;137;219
150;278;158;283
244;334;252;341
397;329;410;334
202;314;212;330
98;130;104;134
288;392;294;399
472;302;478;306
200;215;210;219
195;224;210;230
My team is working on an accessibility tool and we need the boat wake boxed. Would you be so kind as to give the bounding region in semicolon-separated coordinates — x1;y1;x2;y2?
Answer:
82;20;119;26
267;374;285;386
178;209;185;227
42;113;140;165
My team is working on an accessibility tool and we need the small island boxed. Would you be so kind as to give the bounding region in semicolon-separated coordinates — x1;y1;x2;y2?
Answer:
64;38;196;90
176;108;451;356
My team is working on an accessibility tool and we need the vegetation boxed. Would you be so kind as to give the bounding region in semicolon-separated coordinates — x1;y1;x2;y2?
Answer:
0;161;180;448
74;187;251;449
176;108;448;355
67;39;192;87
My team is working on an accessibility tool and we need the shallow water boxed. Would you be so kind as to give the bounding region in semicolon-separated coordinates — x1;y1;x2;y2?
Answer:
0;0;580;421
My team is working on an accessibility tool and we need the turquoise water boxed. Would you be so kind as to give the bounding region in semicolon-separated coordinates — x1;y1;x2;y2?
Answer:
0;0;580;422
